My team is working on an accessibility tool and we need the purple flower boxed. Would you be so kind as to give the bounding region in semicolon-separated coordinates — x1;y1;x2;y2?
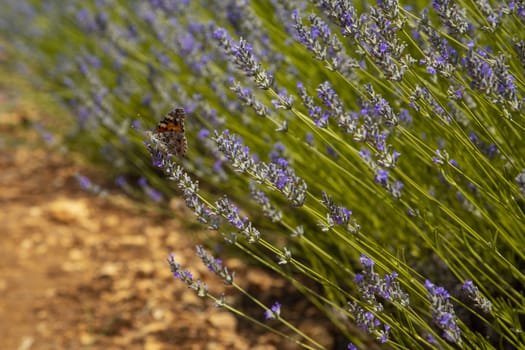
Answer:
347;302;391;343
146;138;220;229
374;169;389;186
360;254;374;268
214;130;307;206
297;83;331;128
425;280;462;345
148;189;163;203
115;176;127;188
320;192;359;233
214;29;273;89
213;27;228;41
431;0;468;33
77;175;91;190
229;78;269;116
197;128;210;140
196;246;234;284
138;177;148;187
271;88;294;110
214;196;260;243
132;120;141;129
249;183;282;222
425;334;436;344
462;280;492;313
167;254;208;297
305;132;314;145
427;66;437;74
354;254;410;310
265;301;281;320
463;51;520;109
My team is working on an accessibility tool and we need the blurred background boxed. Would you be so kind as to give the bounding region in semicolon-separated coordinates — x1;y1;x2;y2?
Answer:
0;2;338;349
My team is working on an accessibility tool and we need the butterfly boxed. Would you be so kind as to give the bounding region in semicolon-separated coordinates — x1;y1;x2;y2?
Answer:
152;107;188;157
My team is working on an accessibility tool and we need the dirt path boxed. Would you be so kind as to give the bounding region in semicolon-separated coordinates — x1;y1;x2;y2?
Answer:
0;90;312;349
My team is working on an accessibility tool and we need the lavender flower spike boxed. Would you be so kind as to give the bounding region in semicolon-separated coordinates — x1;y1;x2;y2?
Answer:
354;254;410;312
167;253;208;298
214;130;307;206
425;280;462;345
462;280;492;314
214;196;261;243
214;28;273;89
196;246;235;285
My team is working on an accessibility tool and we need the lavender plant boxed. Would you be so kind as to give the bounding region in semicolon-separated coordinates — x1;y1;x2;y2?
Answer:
1;0;524;348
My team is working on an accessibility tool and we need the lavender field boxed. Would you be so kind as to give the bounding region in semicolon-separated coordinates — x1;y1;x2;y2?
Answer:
1;1;525;349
